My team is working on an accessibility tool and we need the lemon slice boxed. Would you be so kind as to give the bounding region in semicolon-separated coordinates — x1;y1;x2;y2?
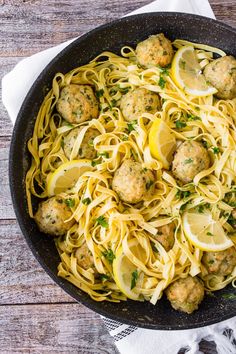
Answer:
113;239;145;300
171;45;217;97
183;211;233;251
47;160;94;196
149;118;176;169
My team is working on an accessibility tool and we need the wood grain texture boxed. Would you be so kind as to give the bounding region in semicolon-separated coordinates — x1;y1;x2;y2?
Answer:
0;303;118;353
0;220;72;304
1;0;236;353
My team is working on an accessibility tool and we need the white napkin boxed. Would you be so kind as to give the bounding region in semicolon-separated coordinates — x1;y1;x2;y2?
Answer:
2;1;236;354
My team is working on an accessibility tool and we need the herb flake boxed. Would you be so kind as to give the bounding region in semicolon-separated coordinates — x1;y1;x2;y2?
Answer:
96;216;109;228
131;269;139;290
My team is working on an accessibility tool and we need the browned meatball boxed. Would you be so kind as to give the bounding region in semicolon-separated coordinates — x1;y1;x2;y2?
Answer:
75;242;96;271
112;159;155;204
56;84;99;124
136;33;174;68
35;197;75;236
172;140;210;184
204;56;236;100
202;247;236;276
64;127;99;160
154;222;175;251
166;276;204;314
120;88;160;122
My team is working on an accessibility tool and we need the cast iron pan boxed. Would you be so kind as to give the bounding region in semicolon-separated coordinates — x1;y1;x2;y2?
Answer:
9;13;236;330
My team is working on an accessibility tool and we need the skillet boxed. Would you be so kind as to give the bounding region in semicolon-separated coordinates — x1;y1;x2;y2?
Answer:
9;12;236;329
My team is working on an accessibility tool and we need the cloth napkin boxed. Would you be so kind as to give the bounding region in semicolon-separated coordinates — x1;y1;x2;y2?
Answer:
2;1;236;354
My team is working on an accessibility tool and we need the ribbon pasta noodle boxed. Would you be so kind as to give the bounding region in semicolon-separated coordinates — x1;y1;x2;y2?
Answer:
26;35;236;311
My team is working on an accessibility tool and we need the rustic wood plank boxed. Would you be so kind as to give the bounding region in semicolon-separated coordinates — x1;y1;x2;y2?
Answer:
0;219;73;304
0;303;118;353
0;137;16;219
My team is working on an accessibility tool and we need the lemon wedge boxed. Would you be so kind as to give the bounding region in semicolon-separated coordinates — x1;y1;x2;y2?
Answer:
47;160;94;196
113;239;145;300
183;211;233;252
171;45;217;97
149;118;176;169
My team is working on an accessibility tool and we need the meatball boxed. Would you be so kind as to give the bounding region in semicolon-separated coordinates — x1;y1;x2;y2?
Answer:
64;127;99;160
75;242;96;271
56;84;99;124
34;197;75;236
112;159;155;204
204;56;236;100
172;140;210;184
120;88;160;122
166;276;204;314
154;222;175;252
202;247;236;276
136;33;174;68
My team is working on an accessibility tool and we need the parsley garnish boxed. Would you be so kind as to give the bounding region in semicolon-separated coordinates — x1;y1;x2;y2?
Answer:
127;120;137;133
98;152;109;158
99;274;110;281
158;76;166;89
184;158;193;164
186;114;200;121
96;216;109;228
102;249;115;264
131;269;139;290
212;147;220;154
95;89;104;98
197;205;204;213
176;190;190;199
82;197;91;205
207;232;213;236
91;160;101;167
175;120;187;129
65;198;75;208
146;180;154;190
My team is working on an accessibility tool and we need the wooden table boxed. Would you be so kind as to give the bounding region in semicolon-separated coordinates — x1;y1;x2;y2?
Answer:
1;1;236;353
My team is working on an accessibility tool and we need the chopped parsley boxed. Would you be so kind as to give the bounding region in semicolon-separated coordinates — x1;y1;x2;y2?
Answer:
82;197;91;205
146;180;154;190
131;269;139;290
98;152;109;158
65;198;75;208
175;120;187;129
99;274;110;281
186;114;201;121
95;89;104;98
102;249;115;264
197;205;204;213
176;190;191;199
212;147;220;154
127;120;137;133
119;87;130;94
184;158;193;164
91;160;101;167
207;232;213;236
158;76;166;89
96;216;109;228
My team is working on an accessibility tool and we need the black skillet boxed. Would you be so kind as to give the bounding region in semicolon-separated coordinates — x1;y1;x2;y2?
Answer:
9;13;236;330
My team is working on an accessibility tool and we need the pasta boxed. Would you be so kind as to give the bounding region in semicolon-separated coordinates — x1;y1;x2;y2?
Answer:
25;34;236;313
